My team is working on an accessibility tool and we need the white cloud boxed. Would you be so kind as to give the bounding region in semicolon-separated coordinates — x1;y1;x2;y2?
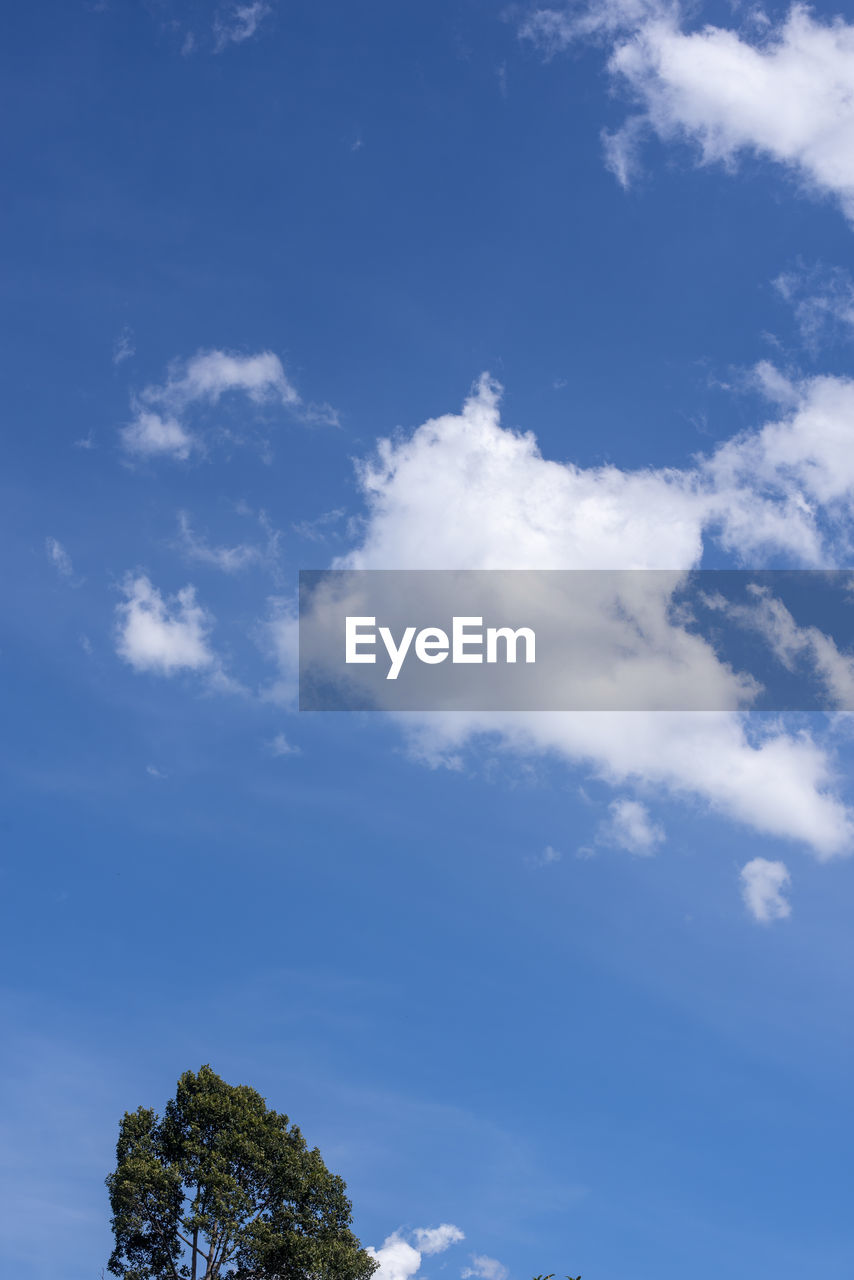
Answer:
120;411;195;461
343;374;705;571
214;2;272;52
115;575;216;675
522;3;854;222
740;856;792;922
367;1235;423;1280
46;537;73;579
343;366;854;571
368;1225;465;1280
297;399;341;428
413;1225;466;1255
704;364;854;560
462;1256;508;1280
156;349;299;409
269;732;301;757
120;349;331;461
600;797;664;854
331;374;854;859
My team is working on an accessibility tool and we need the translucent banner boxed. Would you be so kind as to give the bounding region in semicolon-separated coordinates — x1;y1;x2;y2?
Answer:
298;569;854;711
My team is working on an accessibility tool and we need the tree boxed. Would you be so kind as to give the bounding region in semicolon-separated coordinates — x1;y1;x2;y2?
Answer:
106;1064;380;1280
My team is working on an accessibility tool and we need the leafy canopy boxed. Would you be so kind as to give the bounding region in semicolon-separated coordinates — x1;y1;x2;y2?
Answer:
106;1064;380;1280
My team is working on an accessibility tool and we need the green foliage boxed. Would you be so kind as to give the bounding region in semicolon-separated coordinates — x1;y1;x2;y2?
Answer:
106;1065;380;1280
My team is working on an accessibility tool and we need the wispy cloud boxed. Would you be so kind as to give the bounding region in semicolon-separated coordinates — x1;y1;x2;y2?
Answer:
775;263;854;350
598;798;664;855
45;537;73;579
414;1225;466;1255
121;410;195;461
214;2;272;52
527;844;562;867
119;348;335;461
112;326;135;365
176;509;281;574
268;732;301;758
292;507;348;543
704;583;854;711
149;349;298;411
462;1256;508;1280
740;857;792;923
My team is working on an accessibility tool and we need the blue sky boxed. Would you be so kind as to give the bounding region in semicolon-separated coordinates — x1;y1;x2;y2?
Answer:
3;1;854;1277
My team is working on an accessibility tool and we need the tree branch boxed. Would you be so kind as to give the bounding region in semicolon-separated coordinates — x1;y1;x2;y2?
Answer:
148;1216;182;1280
178;1230;210;1264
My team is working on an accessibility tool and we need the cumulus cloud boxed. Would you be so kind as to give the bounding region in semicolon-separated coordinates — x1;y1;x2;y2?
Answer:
368;1227;464;1280
600;797;664;853
704;364;854;561
343;367;854;570
214;2;272;52
462;1257;509;1280
521;2;854;221
740;856;792;922
343;375;703;571
367;1235;422;1280
119;349;330;461
45;537;73;579
326;374;854;859
115;575;216;675
268;732;301;757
